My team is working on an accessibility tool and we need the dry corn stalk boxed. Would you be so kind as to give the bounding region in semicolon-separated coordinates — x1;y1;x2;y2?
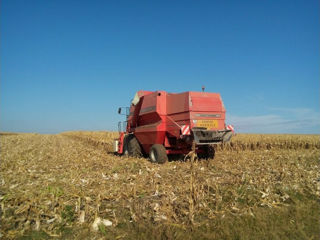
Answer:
0;132;319;239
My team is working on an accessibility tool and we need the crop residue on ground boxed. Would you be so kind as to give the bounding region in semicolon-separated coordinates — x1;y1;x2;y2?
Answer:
0;132;319;239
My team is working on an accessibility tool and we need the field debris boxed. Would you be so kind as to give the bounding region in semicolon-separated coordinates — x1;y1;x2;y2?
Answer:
91;217;113;231
0;132;319;239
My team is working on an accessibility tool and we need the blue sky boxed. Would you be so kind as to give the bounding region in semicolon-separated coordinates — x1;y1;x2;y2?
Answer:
1;0;319;134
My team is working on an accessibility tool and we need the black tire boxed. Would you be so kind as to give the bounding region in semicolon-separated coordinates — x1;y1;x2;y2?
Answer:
197;145;215;160
121;135;129;156
127;135;143;157
149;144;168;164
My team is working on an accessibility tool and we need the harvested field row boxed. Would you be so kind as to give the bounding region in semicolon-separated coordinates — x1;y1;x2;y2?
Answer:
62;131;320;152
61;131;118;152
0;132;319;239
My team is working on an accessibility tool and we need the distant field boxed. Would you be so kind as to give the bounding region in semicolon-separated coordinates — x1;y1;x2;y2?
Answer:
0;132;319;239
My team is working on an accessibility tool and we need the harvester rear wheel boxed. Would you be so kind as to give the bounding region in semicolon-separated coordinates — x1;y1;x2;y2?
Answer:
198;145;215;160
149;144;168;164
127;135;143;157
122;135;130;156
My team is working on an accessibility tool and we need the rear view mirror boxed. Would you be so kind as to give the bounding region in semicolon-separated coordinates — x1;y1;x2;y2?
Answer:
118;107;129;116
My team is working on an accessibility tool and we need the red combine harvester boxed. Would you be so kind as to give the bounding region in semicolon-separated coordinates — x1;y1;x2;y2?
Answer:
114;90;233;163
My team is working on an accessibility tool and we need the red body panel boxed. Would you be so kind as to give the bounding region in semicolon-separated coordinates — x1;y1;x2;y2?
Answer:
118;132;125;154
120;90;229;155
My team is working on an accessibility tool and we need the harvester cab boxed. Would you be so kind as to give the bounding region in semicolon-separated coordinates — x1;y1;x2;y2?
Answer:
114;90;233;163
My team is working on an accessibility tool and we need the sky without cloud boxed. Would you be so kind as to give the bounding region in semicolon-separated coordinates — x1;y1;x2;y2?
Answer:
1;0;319;134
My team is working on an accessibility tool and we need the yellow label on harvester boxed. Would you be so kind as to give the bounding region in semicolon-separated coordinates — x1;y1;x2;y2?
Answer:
196;120;218;129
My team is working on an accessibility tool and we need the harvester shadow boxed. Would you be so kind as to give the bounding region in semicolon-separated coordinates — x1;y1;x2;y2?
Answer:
168;154;186;162
108;151;210;164
107;151;185;162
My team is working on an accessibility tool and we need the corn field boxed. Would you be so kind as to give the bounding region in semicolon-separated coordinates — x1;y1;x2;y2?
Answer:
0;132;319;239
